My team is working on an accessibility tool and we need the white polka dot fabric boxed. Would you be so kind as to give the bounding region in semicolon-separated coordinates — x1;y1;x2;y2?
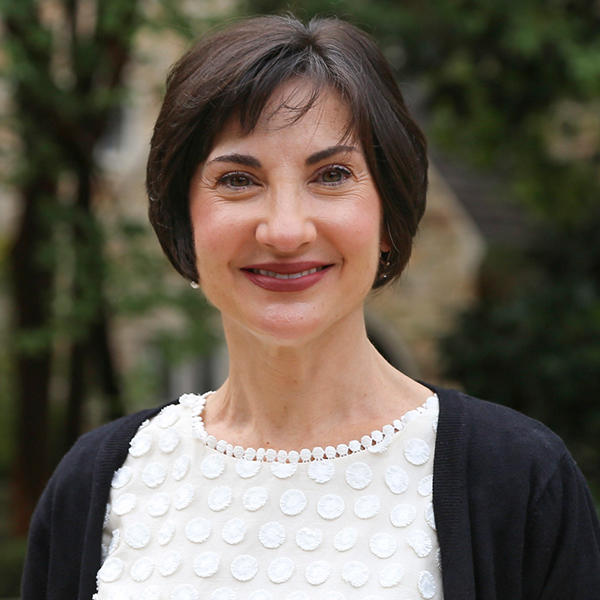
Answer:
94;394;442;600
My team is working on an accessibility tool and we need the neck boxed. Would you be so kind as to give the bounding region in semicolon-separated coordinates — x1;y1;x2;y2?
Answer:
202;310;431;450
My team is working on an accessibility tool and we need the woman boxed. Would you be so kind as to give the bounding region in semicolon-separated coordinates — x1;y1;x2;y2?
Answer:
22;15;600;600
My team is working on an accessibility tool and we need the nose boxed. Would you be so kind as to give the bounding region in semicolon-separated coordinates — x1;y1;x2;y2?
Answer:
255;186;317;252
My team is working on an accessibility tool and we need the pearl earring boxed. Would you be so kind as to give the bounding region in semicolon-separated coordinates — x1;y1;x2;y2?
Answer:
380;252;391;280
190;281;199;289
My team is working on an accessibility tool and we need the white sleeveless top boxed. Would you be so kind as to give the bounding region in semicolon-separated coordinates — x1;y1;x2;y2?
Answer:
94;393;443;600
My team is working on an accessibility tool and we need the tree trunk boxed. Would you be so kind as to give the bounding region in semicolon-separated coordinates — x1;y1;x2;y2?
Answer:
9;181;56;535
93;308;125;422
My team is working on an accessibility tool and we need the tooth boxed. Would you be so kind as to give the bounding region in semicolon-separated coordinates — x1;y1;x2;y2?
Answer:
255;267;321;279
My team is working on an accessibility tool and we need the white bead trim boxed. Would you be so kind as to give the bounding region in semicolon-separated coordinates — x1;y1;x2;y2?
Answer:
187;392;438;463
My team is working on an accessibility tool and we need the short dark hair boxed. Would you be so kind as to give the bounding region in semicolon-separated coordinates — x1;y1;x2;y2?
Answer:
147;14;428;288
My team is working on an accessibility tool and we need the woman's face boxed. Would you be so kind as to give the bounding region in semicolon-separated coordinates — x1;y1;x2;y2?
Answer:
189;81;388;345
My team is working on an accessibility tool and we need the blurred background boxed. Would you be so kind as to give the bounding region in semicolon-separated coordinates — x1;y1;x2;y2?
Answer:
0;0;599;595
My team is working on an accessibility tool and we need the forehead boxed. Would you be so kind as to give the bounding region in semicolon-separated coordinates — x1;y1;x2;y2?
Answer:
207;80;357;157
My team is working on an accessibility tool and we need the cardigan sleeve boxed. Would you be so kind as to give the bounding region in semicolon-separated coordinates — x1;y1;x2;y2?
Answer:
21;477;53;599
524;452;600;599
21;404;172;600
21;429;103;600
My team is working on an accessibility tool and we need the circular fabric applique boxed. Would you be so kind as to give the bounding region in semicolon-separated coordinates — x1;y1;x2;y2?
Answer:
155;404;180;428
271;462;297;479
159;428;180;453
201;454;225;479
404;438;430;466
170;584;199;600
384;465;409;494
353;494;380;519
333;527;358;552
124;522;151;549
97;557;123;582
129;432;152;457
235;459;262;479
305;560;331;585
230;554;258;582
308;460;335;484
111;466;132;489
158;550;182;576
295;527;322;551
113;492;136;516
107;529;120;555
407;529;433;558
222;517;247;545
193;551;220;577
243;486;268;511
425;501;436;530
345;462;373;490
317;494;345;520
280;489;307;516
157;520;176;546
142;462;167;488
390;503;417;527
259;521;286;549
146;492;170;517
267;557;295;583
379;563;405;588
172;454;191;481
208;485;233;511
185;517;212;543
130;557;154;582
418;474;433;497
369;532;397;558
341;560;369;588
418;570;437;599
173;483;195;510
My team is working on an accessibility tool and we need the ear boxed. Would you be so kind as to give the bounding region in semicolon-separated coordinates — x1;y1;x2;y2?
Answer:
380;239;391;253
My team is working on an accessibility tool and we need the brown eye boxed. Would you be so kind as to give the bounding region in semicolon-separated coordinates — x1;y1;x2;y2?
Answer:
219;172;254;188
317;166;352;186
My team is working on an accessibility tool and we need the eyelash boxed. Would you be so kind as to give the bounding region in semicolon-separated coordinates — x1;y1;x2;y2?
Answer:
314;164;352;186
215;164;353;190
217;171;255;189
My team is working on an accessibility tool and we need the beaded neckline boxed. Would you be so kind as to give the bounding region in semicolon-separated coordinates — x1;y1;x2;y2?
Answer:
185;391;439;463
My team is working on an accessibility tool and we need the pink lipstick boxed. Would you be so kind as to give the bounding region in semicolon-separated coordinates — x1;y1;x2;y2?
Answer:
241;262;332;292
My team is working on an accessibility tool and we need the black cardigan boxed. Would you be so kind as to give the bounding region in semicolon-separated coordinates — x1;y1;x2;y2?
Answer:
22;385;600;599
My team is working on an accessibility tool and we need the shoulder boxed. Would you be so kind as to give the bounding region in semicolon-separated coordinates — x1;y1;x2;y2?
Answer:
431;384;570;495
46;401;178;498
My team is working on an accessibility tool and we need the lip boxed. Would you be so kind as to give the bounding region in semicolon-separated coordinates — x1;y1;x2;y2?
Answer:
241;261;333;292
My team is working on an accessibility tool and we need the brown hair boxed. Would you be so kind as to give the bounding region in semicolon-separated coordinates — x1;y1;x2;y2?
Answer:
147;14;427;288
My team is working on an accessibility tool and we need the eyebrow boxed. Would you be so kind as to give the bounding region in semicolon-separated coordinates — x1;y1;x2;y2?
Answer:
207;145;358;169
305;145;358;165
208;153;262;168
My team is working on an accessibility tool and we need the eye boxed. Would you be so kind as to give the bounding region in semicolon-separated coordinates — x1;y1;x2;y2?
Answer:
315;165;352;186
217;172;255;189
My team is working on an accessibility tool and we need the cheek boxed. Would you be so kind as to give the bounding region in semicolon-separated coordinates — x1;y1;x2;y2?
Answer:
191;202;237;257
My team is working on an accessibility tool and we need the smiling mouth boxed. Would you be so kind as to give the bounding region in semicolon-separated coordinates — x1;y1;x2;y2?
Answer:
248;266;329;279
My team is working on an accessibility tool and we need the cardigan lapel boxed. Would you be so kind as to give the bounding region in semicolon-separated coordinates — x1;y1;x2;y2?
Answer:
429;384;477;600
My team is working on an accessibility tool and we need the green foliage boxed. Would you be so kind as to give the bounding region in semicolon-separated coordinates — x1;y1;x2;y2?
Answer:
242;0;600;224
442;217;600;491
106;216;218;402
0;537;27;597
0;0;229;551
